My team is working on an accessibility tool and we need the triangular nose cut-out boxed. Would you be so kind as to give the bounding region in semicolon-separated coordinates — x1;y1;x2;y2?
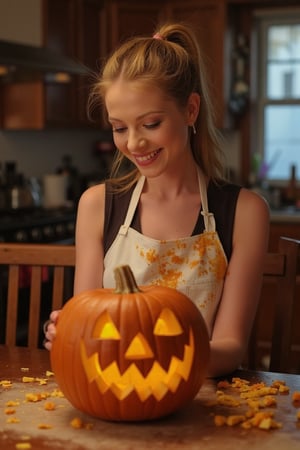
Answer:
92;311;120;340
154;308;183;336
125;333;154;359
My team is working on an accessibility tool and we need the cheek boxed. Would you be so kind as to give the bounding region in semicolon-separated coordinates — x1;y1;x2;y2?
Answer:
113;134;130;157
164;115;189;142
164;124;189;154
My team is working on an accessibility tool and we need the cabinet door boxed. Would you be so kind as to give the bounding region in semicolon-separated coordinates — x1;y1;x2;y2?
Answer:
107;0;165;50
76;0;106;127
165;0;229;129
2;82;45;130
43;0;78;127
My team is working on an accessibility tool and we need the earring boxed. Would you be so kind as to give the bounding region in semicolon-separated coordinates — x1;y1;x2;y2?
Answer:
192;124;196;135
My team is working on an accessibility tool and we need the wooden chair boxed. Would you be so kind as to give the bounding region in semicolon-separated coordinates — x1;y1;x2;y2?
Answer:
0;243;75;348
1;238;299;371
247;236;300;373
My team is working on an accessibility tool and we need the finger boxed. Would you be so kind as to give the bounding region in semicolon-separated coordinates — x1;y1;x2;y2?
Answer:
50;310;60;323
43;339;52;351
43;319;52;335
45;323;56;340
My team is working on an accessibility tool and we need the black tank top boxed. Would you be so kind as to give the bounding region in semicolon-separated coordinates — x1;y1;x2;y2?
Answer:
104;180;242;261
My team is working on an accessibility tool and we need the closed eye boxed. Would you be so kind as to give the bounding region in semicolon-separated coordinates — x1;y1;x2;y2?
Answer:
112;126;127;133
144;121;161;130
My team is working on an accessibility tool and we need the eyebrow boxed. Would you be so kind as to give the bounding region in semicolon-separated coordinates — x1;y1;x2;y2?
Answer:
108;110;165;122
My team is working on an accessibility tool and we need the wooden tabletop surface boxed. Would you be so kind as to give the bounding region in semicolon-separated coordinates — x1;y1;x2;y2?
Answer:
1;345;300;450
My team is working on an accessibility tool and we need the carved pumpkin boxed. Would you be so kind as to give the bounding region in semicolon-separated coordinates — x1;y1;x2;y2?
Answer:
50;265;210;421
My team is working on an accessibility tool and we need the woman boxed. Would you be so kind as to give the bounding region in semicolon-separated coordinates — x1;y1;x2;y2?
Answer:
44;22;269;377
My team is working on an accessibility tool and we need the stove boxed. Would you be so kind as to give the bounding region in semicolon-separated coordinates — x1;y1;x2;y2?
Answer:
0;207;76;244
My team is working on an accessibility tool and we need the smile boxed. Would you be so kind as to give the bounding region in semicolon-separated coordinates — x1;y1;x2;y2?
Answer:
134;148;162;164
79;328;195;402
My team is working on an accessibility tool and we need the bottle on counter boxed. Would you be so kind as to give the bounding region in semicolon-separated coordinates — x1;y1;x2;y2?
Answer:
57;155;81;205
285;164;298;207
0;162;6;209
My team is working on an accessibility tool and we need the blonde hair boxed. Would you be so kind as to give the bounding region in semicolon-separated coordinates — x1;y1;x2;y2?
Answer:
89;22;225;191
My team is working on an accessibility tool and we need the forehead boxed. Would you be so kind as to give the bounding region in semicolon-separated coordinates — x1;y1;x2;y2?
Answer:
105;79;176;119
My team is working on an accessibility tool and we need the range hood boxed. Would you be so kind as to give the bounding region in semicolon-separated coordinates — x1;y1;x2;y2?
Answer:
0;39;88;75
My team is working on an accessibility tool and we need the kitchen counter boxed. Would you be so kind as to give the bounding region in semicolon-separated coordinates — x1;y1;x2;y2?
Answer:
1;346;300;450
270;207;300;223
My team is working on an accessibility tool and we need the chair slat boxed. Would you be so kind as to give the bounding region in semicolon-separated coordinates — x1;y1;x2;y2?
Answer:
52;266;65;311
0;244;75;348
5;265;19;346
28;266;42;348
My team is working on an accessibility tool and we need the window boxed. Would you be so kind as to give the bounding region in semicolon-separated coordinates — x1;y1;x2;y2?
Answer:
254;9;300;183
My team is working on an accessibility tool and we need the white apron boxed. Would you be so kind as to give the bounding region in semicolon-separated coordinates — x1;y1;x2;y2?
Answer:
103;169;228;337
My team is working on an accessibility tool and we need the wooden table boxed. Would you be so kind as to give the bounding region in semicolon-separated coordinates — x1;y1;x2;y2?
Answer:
1;346;300;450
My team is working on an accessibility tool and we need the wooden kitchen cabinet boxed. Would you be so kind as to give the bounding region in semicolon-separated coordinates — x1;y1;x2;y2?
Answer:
1;0;231;130
42;0;78;127
269;221;300;252
1;0;104;130
76;0;107;127
104;0;165;50
103;0;231;129
164;0;231;129
44;0;105;128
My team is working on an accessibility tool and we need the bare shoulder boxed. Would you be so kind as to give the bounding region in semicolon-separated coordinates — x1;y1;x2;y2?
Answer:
76;183;106;234
78;183;105;213
237;187;270;219
234;187;270;246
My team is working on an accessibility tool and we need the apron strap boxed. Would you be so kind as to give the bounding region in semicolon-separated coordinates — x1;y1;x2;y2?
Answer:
119;176;145;236
197;168;216;232
119;169;216;235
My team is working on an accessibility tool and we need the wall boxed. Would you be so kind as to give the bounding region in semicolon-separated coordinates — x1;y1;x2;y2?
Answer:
0;0;42;46
0;0;241;183
0;129;107;178
0;0;107;180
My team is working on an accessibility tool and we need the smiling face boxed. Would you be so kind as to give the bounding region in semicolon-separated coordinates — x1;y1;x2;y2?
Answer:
80;307;196;402
105;79;199;177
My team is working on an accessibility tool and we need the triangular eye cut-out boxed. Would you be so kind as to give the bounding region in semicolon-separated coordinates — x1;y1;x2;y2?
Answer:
92;311;120;340
125;333;154;359
153;308;183;336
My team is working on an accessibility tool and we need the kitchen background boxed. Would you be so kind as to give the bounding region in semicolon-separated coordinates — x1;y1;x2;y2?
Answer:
0;0;240;198
0;0;299;234
0;0;119;191
0;0;299;363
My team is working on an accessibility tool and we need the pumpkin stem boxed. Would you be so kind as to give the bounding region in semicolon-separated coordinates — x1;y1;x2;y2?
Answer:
114;265;141;294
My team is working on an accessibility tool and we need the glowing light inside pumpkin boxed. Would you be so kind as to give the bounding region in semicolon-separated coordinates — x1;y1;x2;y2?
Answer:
153;308;183;335
80;325;195;402
125;333;154;359
93;311;120;340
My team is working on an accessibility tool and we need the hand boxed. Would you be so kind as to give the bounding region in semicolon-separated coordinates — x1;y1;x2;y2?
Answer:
43;310;60;351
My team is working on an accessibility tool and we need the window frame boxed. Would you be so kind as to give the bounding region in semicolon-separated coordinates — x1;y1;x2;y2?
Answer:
252;8;300;186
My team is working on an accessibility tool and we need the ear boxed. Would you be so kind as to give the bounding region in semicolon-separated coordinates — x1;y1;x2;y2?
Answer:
186;92;200;125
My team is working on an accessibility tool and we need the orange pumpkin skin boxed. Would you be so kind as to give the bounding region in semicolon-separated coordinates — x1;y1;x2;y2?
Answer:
50;266;210;421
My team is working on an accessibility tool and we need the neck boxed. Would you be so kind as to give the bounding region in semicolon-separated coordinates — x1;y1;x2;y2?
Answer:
144;164;200;200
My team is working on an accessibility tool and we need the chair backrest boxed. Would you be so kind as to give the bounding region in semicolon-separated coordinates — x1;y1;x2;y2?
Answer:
0;243;75;348
1;239;299;367
247;236;300;373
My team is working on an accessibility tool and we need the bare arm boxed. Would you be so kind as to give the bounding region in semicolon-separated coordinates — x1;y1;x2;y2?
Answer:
207;188;270;377
44;183;105;350
73;183;106;294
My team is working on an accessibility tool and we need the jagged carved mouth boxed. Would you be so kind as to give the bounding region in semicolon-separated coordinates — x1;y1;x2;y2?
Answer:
80;328;195;401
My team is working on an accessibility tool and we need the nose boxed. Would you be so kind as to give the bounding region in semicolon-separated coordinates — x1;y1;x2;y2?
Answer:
125;333;154;360
127;132;146;152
